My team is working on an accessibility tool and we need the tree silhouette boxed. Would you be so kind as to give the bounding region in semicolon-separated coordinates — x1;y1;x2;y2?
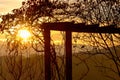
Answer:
0;0;120;80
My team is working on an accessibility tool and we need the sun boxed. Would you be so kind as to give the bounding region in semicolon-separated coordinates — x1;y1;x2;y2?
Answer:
17;29;32;42
18;29;31;39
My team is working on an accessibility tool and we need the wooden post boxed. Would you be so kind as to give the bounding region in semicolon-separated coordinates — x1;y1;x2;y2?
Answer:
44;29;51;80
45;0;49;3
41;22;120;80
65;31;72;80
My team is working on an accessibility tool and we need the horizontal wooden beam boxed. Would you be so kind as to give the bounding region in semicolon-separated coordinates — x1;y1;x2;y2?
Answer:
41;22;120;33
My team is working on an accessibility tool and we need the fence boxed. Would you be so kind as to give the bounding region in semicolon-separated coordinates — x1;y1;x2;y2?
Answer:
41;22;120;80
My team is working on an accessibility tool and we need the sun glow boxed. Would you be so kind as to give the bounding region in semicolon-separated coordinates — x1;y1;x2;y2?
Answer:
17;29;32;42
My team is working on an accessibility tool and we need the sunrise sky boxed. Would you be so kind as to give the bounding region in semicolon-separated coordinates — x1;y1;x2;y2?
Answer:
0;0;24;14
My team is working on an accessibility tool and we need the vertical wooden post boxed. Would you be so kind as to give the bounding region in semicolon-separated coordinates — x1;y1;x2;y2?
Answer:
65;31;72;80
44;29;51;80
45;0;49;3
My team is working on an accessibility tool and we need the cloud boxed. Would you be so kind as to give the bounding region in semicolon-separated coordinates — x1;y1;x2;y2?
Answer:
0;0;24;14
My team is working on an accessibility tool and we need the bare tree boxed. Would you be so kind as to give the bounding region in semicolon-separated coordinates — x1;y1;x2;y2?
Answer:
0;0;120;80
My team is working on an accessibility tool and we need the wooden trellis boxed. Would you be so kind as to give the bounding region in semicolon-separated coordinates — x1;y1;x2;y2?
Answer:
41;22;120;80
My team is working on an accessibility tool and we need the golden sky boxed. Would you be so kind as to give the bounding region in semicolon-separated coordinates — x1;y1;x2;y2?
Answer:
0;0;24;14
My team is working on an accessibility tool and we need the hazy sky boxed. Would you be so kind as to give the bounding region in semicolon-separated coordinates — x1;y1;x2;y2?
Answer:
0;0;24;14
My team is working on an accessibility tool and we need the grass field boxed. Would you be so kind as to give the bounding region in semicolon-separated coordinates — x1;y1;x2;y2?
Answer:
0;51;119;80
